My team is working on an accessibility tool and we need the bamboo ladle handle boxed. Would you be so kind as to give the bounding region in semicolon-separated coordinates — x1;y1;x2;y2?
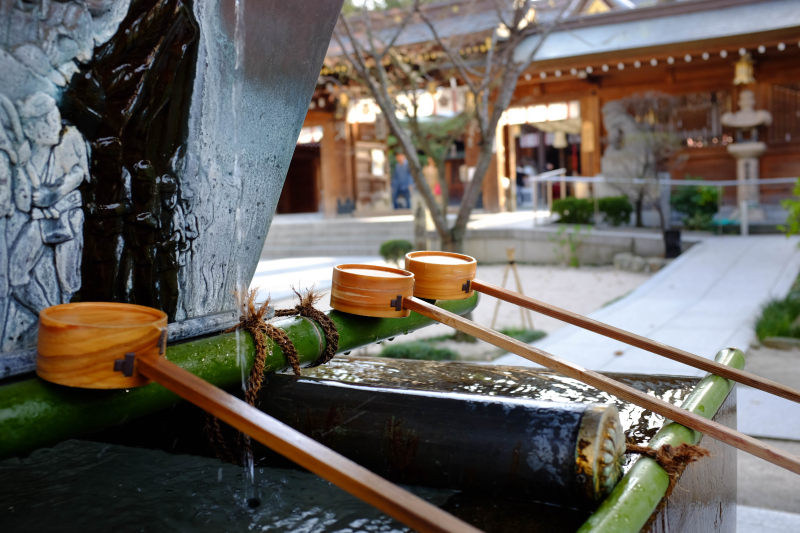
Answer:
469;279;800;405
135;353;481;533
402;296;800;476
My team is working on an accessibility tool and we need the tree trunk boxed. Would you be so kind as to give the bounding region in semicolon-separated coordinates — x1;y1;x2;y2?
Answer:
413;197;427;250
634;194;644;227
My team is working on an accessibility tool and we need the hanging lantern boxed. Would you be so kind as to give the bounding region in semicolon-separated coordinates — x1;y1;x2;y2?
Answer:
733;53;755;85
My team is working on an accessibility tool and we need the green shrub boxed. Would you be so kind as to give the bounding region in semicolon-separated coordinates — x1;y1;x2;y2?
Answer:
552;197;594;224
379;239;413;265
380;341;458;360
498;328;546;343
755;297;800;341
670;178;720;230
598;196;632;226
779;177;800;237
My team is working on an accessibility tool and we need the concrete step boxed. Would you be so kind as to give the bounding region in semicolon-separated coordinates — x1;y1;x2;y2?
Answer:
263;217;415;258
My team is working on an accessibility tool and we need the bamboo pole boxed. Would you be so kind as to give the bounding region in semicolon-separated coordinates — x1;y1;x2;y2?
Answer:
402;296;800;476
470;278;800;405
579;348;744;532
136;354;480;533
0;295;479;459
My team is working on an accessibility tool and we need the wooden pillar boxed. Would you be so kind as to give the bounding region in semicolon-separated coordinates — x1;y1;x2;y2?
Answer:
319;116;352;217
465;128;502;212
507;125;519;211
580;94;602;177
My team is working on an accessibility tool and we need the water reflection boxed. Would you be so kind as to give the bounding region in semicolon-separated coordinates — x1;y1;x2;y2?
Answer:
0;440;416;532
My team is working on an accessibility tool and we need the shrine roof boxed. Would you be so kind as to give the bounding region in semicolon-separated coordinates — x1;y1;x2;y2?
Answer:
516;0;800;65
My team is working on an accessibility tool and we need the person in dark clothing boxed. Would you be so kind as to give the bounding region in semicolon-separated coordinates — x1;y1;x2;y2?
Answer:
391;152;412;209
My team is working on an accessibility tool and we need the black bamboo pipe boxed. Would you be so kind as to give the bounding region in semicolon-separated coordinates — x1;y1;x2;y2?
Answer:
402;296;800;476
136;353;481;533
258;373;626;505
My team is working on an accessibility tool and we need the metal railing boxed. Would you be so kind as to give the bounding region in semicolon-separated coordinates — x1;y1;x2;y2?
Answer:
517;170;797;235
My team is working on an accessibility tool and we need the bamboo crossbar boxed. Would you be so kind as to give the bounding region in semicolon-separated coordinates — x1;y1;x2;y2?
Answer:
136;354;481;533
470;279;800;406
403;296;800;476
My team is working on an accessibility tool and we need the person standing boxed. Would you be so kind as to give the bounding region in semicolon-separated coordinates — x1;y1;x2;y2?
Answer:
391;152;412;209
421;156;442;230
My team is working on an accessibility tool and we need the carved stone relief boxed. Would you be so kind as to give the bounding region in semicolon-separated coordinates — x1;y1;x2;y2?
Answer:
0;0;130;349
0;0;343;358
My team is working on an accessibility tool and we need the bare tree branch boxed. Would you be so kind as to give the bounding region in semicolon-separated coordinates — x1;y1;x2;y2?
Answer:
415;5;482;91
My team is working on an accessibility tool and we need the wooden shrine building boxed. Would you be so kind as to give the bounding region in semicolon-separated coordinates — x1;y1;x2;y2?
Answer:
282;0;800;218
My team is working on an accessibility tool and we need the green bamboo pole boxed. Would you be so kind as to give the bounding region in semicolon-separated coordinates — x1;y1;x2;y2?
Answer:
577;347;746;533
0;295;478;458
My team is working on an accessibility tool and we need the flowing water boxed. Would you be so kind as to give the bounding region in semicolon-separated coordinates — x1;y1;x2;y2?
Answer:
230;0;260;508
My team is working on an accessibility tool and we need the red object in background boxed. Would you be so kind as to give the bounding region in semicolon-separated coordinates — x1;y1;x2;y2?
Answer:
570;144;579;175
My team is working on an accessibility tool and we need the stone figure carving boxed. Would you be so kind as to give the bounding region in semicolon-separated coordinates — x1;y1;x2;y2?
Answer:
600;100;646;179
0;0;130;101
10;94;87;308
0;92;89;348
62;0;200;321
0;0;130;349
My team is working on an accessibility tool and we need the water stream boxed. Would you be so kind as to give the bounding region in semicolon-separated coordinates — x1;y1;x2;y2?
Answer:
230;0;260;508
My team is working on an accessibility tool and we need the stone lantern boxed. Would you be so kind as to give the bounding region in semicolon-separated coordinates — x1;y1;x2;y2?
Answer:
721;54;772;221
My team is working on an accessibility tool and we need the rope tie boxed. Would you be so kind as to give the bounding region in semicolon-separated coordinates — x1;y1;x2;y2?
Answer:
206;288;338;463
274;288;339;367
626;442;709;490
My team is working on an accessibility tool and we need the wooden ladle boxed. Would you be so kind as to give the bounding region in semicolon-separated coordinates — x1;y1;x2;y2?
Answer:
404;251;800;405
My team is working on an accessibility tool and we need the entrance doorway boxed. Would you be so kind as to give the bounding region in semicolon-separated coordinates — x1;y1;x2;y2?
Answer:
277;144;320;213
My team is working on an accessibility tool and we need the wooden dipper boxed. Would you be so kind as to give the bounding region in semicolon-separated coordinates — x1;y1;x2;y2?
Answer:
404;251;476;300
37;302;167;389
330;264;414;317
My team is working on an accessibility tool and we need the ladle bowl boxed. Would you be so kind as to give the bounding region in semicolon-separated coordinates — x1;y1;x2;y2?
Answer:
37;302;167;389
330;264;414;318
404;251;476;300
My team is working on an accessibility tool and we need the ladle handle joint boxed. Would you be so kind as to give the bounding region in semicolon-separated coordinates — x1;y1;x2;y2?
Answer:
113;352;136;377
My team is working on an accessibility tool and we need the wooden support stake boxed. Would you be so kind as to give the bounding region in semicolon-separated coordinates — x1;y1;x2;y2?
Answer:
490;248;534;330
471;278;800;406
135;353;481;533
403;296;800;476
